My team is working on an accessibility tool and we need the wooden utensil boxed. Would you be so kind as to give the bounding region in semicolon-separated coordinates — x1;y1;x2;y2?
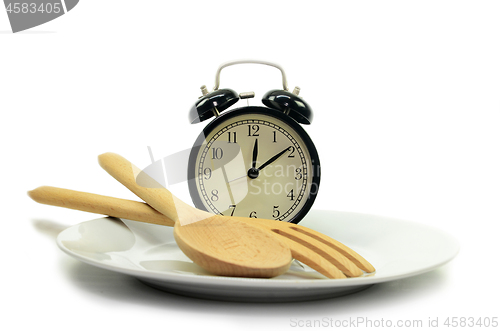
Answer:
29;185;375;279
95;152;294;278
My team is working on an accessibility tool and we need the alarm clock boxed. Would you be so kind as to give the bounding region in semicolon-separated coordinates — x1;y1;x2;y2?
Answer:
187;60;320;224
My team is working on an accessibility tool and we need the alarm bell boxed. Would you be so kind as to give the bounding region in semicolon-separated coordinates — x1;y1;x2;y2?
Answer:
188;60;314;125
189;88;239;124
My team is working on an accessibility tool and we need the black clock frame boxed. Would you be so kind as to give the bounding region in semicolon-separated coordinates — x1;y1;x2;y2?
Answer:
187;106;320;224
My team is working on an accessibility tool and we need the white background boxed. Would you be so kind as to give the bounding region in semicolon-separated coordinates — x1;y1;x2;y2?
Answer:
2;1;499;330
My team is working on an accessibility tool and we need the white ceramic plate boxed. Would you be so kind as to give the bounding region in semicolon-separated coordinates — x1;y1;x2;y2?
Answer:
56;210;459;302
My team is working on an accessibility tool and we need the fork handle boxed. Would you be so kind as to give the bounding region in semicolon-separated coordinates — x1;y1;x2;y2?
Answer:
98;152;212;225
28;186;174;227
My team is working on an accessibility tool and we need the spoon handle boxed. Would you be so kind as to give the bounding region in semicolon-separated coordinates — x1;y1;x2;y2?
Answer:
98;152;212;225
28;186;174;227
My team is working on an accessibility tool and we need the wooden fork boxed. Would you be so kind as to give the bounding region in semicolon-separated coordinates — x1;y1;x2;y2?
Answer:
29;185;375;279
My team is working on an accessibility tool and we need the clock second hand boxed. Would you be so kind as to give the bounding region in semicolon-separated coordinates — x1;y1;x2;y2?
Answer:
227;173;248;183
221;166;236;205
227;139;258;183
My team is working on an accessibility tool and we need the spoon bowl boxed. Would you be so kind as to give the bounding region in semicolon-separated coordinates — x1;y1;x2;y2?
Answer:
173;216;291;277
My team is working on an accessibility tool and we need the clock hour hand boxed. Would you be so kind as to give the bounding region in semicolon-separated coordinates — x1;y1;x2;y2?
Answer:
257;146;292;171
252;139;258;169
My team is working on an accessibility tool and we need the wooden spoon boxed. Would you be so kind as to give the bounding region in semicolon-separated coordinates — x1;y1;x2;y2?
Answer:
96;152;292;278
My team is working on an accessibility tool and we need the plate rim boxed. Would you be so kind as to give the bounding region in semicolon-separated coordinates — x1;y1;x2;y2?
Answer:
56;210;460;289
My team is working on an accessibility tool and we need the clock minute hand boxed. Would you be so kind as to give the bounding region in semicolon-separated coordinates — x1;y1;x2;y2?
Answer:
257;146;292;171
252;139;258;169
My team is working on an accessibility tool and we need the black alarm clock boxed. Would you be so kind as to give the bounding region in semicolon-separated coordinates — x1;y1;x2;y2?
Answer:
187;60;320;224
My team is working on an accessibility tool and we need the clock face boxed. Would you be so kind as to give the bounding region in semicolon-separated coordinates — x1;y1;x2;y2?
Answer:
188;107;320;223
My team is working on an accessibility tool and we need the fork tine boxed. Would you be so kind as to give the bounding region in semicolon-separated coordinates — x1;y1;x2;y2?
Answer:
270;227;363;278
245;218;366;278
270;229;347;279
248;218;375;273
289;224;376;273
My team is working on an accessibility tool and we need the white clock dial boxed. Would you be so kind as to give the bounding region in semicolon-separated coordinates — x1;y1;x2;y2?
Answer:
190;111;319;223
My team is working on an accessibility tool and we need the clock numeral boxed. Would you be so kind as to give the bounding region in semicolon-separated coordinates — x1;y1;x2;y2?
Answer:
288;146;295;158
272;205;280;219
295;168;302;180
273;131;277;143
287;189;295;201
211;189;219;201
227;131;237;143
228;204;236;216
249;211;257;218
247;124;260;136
212;147;223;159
203;168;212;180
